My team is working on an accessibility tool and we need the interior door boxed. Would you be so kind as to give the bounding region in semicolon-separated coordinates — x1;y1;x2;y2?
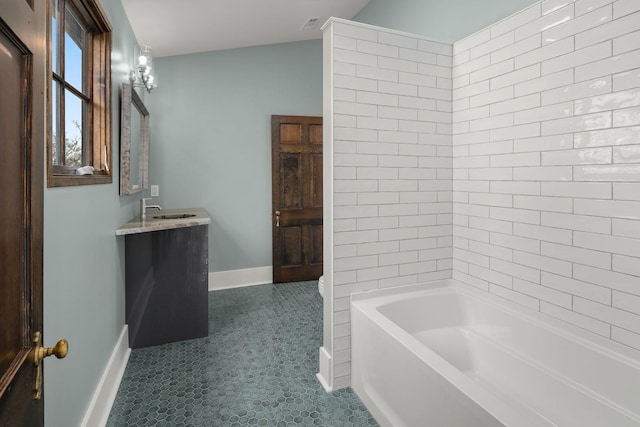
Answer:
271;115;323;283
0;0;46;425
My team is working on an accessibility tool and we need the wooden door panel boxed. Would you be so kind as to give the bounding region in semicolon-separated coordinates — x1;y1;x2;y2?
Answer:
272;115;323;283
278;264;323;284
278;208;322;226
309;124;322;145
0;25;28;384
280;154;302;209
281;227;302;266
0;366;39;427
280;123;302;144
0;17;33;398
308;154;323;208
0;0;45;424
308;225;323;265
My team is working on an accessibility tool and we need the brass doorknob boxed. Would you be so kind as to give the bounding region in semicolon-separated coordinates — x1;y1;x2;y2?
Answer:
33;337;68;364
31;331;69;399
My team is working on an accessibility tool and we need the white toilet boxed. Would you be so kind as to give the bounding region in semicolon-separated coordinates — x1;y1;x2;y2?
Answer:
318;275;324;298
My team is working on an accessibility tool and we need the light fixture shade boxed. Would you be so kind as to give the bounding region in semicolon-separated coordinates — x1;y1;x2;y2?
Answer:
131;44;157;93
137;45;153;72
146;74;157;89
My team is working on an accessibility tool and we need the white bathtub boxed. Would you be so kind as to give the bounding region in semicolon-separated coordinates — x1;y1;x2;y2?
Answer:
351;279;640;427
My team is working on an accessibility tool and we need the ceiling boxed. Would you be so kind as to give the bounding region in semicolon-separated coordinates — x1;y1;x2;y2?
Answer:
121;0;371;58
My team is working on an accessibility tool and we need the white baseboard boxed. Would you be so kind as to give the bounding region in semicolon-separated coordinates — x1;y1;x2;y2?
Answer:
208;266;272;291
80;326;131;427
316;346;333;392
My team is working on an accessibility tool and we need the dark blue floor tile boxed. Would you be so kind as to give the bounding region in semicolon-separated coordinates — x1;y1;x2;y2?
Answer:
107;281;377;426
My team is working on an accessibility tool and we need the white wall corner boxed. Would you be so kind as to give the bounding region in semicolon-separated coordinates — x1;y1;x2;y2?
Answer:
322;20;338;391
208;266;273;291
80;326;131;427
316;346;334;392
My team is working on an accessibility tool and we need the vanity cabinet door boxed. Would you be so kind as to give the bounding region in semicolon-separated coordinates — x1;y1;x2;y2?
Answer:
125;226;209;348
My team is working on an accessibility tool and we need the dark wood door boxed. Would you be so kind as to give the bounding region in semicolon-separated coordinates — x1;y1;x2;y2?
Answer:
271;115;323;283
0;0;46;425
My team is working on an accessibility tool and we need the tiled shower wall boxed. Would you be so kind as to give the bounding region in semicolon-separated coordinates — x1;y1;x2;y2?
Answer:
451;0;640;352
325;19;453;387
324;0;640;390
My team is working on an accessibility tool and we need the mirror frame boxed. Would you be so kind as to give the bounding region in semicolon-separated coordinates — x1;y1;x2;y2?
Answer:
120;83;150;195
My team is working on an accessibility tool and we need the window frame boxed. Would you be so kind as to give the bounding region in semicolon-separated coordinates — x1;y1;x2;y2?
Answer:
47;0;112;187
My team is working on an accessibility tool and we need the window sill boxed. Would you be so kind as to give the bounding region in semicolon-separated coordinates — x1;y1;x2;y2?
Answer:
47;173;112;188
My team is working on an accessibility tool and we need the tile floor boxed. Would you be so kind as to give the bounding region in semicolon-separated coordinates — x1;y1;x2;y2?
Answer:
107;281;378;426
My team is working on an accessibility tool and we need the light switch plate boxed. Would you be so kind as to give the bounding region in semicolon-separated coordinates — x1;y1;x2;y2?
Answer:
150;185;159;197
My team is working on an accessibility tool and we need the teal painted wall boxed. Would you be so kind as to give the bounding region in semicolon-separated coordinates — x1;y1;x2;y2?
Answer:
43;0;141;425
147;41;323;272
354;0;539;43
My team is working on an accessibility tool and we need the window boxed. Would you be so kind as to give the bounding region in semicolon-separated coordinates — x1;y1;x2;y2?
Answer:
48;0;112;187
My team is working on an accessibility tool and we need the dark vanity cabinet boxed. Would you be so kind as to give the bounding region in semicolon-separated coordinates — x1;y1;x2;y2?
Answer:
117;209;210;348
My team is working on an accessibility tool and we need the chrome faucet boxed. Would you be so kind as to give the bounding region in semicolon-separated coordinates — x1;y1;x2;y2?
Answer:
141;197;162;220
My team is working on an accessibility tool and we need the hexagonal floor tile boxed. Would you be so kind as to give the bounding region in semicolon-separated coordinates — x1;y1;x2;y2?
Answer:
107;281;378;426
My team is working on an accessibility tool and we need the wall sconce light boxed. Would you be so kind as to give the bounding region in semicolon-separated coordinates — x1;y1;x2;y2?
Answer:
130;44;157;93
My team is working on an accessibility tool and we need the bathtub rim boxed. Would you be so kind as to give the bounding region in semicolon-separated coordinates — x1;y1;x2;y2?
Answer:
351;280;547;426
351;279;640;367
351;279;640;426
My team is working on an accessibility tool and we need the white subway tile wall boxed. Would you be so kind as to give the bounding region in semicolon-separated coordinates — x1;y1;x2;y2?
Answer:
326;0;640;388
452;0;640;353
328;21;453;386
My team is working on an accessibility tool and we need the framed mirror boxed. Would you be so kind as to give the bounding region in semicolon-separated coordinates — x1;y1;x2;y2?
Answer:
120;83;150;195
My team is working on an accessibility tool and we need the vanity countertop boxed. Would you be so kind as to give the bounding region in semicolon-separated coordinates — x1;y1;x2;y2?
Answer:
116;208;211;236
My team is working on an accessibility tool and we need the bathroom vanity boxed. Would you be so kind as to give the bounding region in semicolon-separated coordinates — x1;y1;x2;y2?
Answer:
116;208;210;348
